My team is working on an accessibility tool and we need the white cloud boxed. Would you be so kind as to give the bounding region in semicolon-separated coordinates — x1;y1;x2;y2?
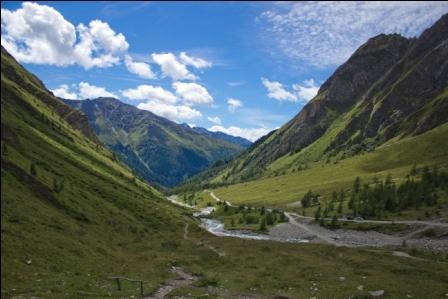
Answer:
151;52;197;81
207;116;222;125
292;79;319;102
78;82;116;99
179;52;212;68
172;82;213;105
137;101;202;122
1;2;76;66
261;78;297;102
208;125;272;142
73;20;128;69
124;55;156;79
121;85;176;104
227;98;243;113
260;2;448;67
51;84;78;100
1;3;129;69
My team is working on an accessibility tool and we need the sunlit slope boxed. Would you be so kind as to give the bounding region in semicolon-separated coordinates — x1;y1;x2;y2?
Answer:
187;14;447;188
0;46;195;296
214;123;448;206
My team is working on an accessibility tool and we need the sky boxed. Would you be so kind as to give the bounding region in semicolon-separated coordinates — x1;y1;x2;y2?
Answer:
1;1;447;141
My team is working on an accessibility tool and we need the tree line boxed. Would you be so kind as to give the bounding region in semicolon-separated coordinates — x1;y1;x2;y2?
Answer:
303;165;448;220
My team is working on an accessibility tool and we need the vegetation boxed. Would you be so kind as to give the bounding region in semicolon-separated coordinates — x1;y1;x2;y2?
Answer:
212;122;448;213
2;13;448;298
211;202;287;232
310;166;448;221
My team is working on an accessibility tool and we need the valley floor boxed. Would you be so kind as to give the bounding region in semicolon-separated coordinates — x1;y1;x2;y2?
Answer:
169;192;448;252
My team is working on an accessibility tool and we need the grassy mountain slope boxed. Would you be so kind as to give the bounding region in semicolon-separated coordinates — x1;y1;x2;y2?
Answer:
2;47;448;299
182;14;448;192
64;98;247;188
1;46;198;296
213;123;448;208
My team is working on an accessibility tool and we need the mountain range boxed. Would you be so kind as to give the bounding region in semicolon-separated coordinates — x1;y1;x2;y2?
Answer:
64;97;250;188
2;13;448;298
181;13;448;189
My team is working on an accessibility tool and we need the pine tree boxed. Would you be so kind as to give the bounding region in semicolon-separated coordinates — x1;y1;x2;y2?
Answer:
354;176;361;194
266;212;274;225
315;206;322;221
337;200;343;214
339;190;345;202
259;217;267;231
348;193;355;213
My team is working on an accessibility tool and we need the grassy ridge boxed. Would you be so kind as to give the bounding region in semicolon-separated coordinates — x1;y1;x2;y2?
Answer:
213;123;448;208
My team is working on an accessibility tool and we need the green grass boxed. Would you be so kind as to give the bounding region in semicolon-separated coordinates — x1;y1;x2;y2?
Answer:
3;48;448;299
213;123;448;211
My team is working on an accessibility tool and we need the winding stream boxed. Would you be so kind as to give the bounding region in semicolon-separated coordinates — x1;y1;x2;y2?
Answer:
194;206;310;243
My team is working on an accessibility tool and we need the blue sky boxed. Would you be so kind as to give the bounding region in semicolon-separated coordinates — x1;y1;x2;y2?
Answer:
2;1;447;141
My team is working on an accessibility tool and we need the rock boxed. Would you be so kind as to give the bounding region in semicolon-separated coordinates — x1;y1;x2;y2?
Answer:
26;259;32;265
369;290;385;298
357;285;364;291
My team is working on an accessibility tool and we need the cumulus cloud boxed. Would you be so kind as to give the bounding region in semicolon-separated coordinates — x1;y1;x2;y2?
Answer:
1;2;129;69
73;20;128;69
151;52;197;81
121;85;176;104
207;116;222;125
227;98;243;113
172;82;213;105
261;78;297;102
137;102;202;122
259;2;448;67
179;52;212;68
1;2;76;66
51;84;78;100
292;79;319;102
124;55;156;79
208;125;272;142
78;82;116;99
122;83;207;122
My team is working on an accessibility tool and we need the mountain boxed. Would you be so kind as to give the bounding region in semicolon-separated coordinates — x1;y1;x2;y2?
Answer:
63;98;247;188
178;14;448;191
190;126;252;148
0;46;199;296
2;24;448;299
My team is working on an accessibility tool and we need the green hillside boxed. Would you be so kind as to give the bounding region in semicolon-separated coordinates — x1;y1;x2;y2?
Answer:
3;46;448;299
64;97;247;188
213;123;448;208
1;45;196;296
177;14;448;201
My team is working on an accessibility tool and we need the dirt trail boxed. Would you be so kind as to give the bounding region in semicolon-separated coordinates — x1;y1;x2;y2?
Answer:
145;267;198;299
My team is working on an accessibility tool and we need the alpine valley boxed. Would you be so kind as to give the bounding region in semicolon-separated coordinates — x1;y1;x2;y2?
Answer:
1;4;448;299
